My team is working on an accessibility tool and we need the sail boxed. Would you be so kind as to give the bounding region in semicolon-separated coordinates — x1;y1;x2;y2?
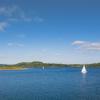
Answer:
42;66;44;70
81;65;87;74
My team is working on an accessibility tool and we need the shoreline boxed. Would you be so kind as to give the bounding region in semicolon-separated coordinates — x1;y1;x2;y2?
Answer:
0;67;27;70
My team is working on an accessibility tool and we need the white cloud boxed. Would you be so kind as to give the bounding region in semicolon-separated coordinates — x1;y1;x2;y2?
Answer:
72;40;85;45
0;5;32;31
0;22;8;31
72;40;100;50
0;5;32;22
0;5;44;23
0;5;44;31
7;42;24;47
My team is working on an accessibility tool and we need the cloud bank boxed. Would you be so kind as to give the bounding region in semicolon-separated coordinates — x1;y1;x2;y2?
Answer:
72;40;100;50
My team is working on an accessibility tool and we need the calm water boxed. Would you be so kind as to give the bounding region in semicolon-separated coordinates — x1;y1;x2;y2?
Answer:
0;67;100;100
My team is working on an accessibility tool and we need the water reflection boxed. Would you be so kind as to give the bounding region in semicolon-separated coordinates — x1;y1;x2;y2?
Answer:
80;72;88;96
82;73;87;79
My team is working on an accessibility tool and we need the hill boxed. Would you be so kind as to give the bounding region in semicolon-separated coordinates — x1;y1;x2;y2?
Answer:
0;61;100;70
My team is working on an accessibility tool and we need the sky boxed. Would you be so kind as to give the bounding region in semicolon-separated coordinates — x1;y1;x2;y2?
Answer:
0;0;100;64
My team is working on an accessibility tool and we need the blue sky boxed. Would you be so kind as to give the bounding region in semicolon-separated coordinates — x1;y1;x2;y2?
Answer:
0;0;100;64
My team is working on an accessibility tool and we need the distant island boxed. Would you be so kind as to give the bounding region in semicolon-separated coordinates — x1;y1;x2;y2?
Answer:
0;61;100;70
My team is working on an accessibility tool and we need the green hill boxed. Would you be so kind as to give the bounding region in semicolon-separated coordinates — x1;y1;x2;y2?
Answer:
0;61;100;70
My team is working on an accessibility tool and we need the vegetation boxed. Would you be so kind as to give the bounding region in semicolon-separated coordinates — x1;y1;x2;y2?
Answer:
0;61;100;70
15;61;69;68
87;63;100;67
0;66;25;70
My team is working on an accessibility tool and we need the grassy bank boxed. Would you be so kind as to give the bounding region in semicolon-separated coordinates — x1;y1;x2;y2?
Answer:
0;66;25;70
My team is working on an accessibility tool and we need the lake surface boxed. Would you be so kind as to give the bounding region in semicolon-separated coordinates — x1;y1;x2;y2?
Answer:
0;67;100;100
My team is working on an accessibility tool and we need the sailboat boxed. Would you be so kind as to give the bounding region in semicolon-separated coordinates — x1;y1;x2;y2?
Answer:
81;65;87;74
42;66;44;70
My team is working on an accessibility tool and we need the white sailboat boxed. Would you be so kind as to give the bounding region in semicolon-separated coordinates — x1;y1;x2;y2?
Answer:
42;66;44;70
81;65;87;74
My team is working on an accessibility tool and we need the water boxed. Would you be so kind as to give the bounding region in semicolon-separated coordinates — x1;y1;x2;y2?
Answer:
0;67;100;100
